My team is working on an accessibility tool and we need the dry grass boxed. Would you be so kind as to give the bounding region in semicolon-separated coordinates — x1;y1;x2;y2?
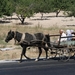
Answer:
0;24;75;60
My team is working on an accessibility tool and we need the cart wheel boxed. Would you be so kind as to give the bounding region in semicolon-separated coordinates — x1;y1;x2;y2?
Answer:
73;53;75;60
59;48;71;62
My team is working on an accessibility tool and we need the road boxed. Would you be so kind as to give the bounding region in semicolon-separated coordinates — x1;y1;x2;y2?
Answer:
0;59;75;75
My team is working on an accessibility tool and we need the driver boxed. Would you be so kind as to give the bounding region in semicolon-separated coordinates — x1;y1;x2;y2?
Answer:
57;29;67;42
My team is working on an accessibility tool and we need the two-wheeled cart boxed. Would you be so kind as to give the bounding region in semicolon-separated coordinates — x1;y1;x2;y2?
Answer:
49;34;75;61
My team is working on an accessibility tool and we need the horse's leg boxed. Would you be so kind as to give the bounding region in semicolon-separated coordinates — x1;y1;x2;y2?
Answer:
20;47;30;63
43;47;49;60
35;47;42;61
23;47;30;60
20;48;24;63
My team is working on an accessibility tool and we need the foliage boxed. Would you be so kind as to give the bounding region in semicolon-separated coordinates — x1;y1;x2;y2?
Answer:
15;0;34;24
0;0;75;23
0;0;15;16
66;1;75;17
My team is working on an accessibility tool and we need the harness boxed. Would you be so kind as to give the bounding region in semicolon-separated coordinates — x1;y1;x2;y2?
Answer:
42;35;48;47
14;31;17;44
14;31;46;46
14;31;25;45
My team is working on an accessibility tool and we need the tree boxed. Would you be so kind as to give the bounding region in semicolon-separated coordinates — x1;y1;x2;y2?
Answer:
0;0;15;17
34;0;52;19
50;0;75;17
65;0;75;17
1;0;75;24
15;0;34;24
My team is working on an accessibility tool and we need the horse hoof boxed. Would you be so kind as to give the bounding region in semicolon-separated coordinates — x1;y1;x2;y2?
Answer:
47;57;50;60
19;60;22;63
19;62;21;63
27;58;31;60
19;61;22;63
35;59;38;61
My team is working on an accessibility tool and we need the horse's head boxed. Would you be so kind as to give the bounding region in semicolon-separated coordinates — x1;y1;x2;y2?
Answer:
5;30;14;43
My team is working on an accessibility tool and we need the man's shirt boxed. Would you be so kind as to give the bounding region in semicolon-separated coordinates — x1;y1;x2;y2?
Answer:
58;33;67;42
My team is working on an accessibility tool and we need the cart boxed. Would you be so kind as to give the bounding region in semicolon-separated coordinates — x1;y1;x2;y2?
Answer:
49;34;75;61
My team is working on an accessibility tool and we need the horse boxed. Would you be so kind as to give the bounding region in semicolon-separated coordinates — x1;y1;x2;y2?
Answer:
5;30;51;62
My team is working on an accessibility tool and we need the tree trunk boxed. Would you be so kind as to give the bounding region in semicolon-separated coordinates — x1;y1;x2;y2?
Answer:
17;15;25;25
21;17;25;24
56;9;60;17
41;13;43;19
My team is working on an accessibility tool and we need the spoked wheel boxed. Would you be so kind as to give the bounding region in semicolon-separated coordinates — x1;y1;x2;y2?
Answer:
58;48;71;62
72;52;75;60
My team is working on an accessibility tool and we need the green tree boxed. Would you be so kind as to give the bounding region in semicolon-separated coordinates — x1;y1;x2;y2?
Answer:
15;0;34;24
66;0;75;17
51;0;75;17
0;0;15;17
34;0;52;19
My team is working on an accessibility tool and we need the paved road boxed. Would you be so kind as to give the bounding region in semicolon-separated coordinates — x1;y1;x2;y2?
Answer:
0;59;75;75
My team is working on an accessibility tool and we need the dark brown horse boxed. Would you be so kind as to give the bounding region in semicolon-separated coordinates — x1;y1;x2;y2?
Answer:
5;30;51;62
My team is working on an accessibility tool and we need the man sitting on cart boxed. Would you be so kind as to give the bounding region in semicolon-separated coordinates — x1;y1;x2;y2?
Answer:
57;29;67;42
